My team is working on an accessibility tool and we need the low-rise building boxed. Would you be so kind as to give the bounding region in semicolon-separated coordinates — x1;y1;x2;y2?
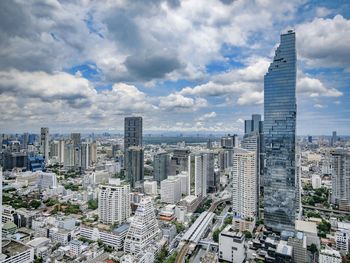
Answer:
80;223;129;250
319;247;342;263
0;239;34;263
218;225;246;263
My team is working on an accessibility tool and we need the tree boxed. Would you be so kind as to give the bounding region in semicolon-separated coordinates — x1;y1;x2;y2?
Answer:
29;200;41;209
88;199;98;210
213;228;221;242
155;246;168;263
172;221;185;234
224;216;233;225
243;230;252;239
317;220;331;238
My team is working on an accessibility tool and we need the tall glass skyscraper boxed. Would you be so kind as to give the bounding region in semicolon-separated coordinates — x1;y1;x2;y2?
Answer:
264;30;297;232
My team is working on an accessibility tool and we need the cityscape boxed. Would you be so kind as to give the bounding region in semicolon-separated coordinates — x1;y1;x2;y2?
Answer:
0;1;350;263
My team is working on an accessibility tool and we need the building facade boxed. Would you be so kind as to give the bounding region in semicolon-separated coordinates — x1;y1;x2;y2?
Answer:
331;149;350;211
264;30;297;232
231;149;257;221
124;197;160;255
98;180;131;225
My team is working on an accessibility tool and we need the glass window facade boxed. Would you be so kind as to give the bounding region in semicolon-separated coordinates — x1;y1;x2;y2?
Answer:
263;30;297;232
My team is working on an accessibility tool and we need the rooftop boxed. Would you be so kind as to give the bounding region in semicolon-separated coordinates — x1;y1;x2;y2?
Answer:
295;220;318;234
2;240;31;258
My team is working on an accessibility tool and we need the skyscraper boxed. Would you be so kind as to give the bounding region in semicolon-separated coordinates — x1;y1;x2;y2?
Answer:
231;149;257;221
331;149;350;211
125;146;144;188
124;117;143;154
264;30;297;232
98;179;131;225
40;127;50;163
242;114;264;218
190;152;214;198
331;131;337;146
153;151;171;183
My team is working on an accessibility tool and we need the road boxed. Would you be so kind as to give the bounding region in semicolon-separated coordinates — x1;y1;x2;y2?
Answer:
302;205;350;215
175;197;231;263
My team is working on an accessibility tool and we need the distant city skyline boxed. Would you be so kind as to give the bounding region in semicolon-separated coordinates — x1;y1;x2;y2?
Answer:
0;1;349;135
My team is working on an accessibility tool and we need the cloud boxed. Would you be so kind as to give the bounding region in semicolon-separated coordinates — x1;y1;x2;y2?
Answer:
124;52;183;81
297;75;343;98
197;111;217;121
297;15;350;69
0;70;95;107
159;93;207;112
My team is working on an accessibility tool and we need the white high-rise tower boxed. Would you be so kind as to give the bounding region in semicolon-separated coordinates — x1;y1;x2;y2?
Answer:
231;149;257;220
98;179;131;225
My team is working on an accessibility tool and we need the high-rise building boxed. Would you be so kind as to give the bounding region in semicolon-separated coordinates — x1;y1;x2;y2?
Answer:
125;146;144;188
81;142;89;170
71;133;81;169
220;134;238;149
98;179;131;225
63;140;75;168
331;131;337;146
88;141;97;165
22;132;29;150
264;30;297;232
231;149;257;221
189;152;214;198
40;127;50;163
153;152;170;183
160;177;181;204
124;197;160;255
308;136;312;144
331;149;350;211
124;117;143;154
170;149;190;175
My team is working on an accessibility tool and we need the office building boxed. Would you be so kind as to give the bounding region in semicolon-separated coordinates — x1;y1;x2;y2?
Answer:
124;197;160;255
80;224;129;250
331;131;337;146
125;146;144;188
308;136;312;143
63;140;75;168
220;134;238;149
287;232;307;263
2;151;28;171
160;177;181;204
189;152;214;198
231;149;257;221
27;155;45;172
144;181;158;195
264;30;297;232
88;141;97;165
218;226;246;263
69;240;82;256
218;149;234;172
40;127;49;163
124;117;143;154
331;149;350;211
319;248;342;263
335;230;349;253
0;240;34;263
98;179;131;225
312;174;322;189
153;151;170;183
71;133;81;146
177;171;189;196
36;172;57;189
170;149;190;175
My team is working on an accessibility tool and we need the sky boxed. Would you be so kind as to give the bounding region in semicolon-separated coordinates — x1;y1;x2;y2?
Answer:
0;0;349;135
